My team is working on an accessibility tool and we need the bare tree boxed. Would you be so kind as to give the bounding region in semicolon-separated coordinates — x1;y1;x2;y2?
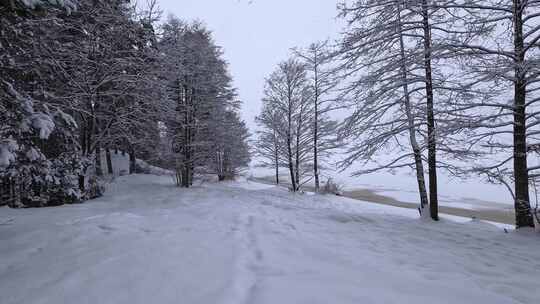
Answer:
294;41;339;192
439;0;540;228
336;0;444;218
256;104;286;184
260;58;312;191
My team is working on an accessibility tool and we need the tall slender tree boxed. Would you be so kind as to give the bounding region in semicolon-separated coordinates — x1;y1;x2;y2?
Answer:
294;41;339;192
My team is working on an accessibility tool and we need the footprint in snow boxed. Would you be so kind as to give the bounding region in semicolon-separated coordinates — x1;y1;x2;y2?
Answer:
98;225;116;233
0;218;14;225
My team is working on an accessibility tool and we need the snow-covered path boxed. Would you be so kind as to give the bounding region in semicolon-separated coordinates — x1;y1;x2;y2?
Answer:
1;175;539;304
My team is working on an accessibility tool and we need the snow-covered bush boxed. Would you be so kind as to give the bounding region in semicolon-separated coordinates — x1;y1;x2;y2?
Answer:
320;178;343;196
85;176;104;200
47;153;86;205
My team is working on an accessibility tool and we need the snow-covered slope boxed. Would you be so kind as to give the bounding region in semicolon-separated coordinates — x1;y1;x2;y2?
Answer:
1;174;539;304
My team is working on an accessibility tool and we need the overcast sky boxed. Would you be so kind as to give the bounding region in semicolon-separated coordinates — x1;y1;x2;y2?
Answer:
158;0;342;128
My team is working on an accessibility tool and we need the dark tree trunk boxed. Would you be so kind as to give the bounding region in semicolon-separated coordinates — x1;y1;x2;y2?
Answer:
512;0;534;228
78;175;85;194
313;111;320;192
275;152;279;185
287;95;297;192
287;118;297;192
129;146;136;175
421;0;438;221
95;144;103;177
87;106;94;157
313;60;320;192
287;135;296;192
274;130;280;185
94;117;103;176
106;148;113;175
295;124;301;191
78;119;87;195
295;148;300;190
80;123;87;156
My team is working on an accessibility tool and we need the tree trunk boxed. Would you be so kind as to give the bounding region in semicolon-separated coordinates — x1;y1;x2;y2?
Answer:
295;146;300;190
286;84;297;192
313;58;320;192
217;151;225;181
106;148;113;175
78;120;88;195
295;122;301;191
95;144;103;177
8;178;21;208
287;113;297;192
88;104;95;158
185;86;194;188
512;0;534;228
129;146;136;175
273;131;280;185
78;175;85;194
287;132;296;192
80;122;87;156
94;117;103;176
421;0;438;221
275;162;279;185
397;4;429;217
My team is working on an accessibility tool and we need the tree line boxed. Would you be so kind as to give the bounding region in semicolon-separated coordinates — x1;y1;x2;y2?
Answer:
0;0;250;207
256;0;540;229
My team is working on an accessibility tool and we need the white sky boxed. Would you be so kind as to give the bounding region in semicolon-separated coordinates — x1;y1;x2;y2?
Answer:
158;0;342;128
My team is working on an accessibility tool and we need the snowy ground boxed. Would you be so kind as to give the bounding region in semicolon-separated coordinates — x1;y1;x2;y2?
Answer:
1;174;539;304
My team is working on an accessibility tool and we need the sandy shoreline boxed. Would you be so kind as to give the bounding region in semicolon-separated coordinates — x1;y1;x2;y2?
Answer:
250;176;515;225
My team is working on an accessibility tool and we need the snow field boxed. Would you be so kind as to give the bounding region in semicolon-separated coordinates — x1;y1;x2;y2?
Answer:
1;174;539;304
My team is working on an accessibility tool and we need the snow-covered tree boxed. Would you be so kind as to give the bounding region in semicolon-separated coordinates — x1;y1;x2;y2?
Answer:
1;2;84;206
259;58;313;192
0;0;166;206
335;0;469;220
211;110;251;180
436;0;540;228
160;17;244;187
255;103;287;185
294;41;339;191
